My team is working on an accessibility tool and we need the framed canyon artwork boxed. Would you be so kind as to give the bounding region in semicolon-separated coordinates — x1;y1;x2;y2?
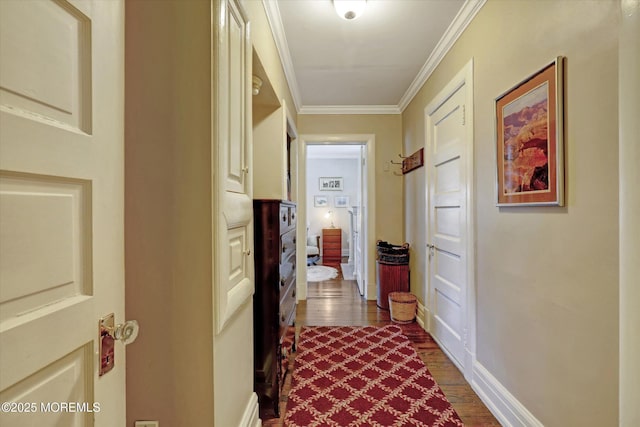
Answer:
496;57;564;206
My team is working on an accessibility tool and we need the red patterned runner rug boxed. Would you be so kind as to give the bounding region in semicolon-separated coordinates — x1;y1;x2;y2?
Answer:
284;325;464;426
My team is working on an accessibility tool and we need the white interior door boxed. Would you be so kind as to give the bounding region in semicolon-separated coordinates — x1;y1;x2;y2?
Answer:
214;0;253;334
426;79;471;371
0;1;125;425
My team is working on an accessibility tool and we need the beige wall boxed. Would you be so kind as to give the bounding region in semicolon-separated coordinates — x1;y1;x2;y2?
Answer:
403;1;620;425
126;0;301;424
298;115;404;245
619;0;640;424
125;0;216;425
243;0;298;124
126;0;264;423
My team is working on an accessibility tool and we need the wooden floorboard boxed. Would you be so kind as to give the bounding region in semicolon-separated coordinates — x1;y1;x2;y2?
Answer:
263;265;501;426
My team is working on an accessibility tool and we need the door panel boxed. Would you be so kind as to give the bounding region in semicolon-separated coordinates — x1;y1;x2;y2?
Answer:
228;226;249;288
0;0;124;425
0;174;91;321
223;0;248;195
434;206;460;239
427;85;467;368
434;288;461;333
433;250;462;294
0;0;91;133
215;0;253;333
434;157;460;194
0;344;94;426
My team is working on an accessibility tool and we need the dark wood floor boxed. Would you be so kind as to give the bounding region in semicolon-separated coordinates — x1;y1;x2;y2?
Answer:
264;266;501;426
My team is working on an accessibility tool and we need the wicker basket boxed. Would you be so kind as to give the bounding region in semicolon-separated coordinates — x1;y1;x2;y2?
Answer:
388;292;417;324
377;241;410;265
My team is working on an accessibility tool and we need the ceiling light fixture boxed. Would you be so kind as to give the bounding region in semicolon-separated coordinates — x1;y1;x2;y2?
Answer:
333;0;366;20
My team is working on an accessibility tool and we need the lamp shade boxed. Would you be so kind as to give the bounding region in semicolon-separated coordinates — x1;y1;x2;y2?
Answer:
325;210;335;227
333;0;366;20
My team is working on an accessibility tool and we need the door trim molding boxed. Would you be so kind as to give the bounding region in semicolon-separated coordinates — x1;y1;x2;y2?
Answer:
423;58;475;379
296;134;376;301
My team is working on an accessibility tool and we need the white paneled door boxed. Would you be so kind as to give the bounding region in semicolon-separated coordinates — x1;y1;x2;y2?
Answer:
0;1;125;426
214;0;253;334
425;62;474;374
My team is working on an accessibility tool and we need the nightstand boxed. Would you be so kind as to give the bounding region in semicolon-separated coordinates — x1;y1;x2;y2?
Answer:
322;228;342;265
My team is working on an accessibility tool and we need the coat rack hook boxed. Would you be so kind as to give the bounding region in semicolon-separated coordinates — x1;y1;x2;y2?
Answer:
390;153;406;165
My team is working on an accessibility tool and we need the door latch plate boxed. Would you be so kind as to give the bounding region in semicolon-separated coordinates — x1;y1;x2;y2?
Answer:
99;313;115;376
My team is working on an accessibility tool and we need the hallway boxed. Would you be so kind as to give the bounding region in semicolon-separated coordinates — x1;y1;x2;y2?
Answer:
264;267;500;426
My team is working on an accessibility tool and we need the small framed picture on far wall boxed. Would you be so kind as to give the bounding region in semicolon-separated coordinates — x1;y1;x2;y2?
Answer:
334;196;349;208
319;177;343;191
314;195;329;207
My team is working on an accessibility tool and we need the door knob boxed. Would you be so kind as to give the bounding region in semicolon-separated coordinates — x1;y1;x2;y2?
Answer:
110;320;140;345
427;243;436;258
99;314;139;376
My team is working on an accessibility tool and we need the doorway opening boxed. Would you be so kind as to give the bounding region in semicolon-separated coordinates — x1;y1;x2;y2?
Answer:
306;144;365;293
296;134;376;302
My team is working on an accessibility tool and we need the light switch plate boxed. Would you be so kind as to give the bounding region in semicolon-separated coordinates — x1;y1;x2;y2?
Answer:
135;422;158;427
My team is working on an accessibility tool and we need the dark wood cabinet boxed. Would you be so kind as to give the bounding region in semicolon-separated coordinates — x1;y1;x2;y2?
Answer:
253;200;297;419
322;228;342;265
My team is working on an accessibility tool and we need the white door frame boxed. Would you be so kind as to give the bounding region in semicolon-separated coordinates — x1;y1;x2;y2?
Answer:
296;134;376;301
424;59;476;379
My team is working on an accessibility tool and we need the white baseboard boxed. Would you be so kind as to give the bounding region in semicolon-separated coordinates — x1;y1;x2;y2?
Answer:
240;392;261;427
418;301;540;426
416;301;426;330
471;362;543;427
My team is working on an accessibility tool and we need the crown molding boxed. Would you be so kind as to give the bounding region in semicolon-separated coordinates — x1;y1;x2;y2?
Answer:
264;0;485;115
299;105;401;115
262;0;303;112
397;0;486;112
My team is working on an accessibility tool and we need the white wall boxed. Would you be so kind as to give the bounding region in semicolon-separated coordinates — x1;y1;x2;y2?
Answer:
307;157;360;254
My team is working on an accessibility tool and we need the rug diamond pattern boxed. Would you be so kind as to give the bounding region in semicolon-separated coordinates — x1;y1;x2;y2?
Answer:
284;325;464;427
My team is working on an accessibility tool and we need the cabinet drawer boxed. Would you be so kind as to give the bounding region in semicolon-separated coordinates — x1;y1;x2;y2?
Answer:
323;228;341;236
324;248;341;255
280;204;296;233
279;206;289;231
280;229;296;262
323;241;341;249
279;283;296;335
279;256;295;288
289;205;297;227
323;238;340;246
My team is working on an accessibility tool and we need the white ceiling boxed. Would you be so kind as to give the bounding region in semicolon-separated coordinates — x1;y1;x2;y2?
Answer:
264;0;485;114
307;144;362;159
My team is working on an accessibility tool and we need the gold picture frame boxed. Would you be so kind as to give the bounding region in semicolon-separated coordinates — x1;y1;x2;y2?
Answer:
496;57;564;206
